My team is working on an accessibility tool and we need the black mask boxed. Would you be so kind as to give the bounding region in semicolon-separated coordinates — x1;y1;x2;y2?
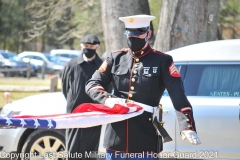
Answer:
127;36;147;52
82;48;96;58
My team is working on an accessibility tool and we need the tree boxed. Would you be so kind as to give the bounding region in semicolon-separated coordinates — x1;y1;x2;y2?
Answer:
23;0;103;52
0;0;2;34
0;0;29;52
154;0;220;52
218;0;240;39
148;0;162;43
100;0;151;55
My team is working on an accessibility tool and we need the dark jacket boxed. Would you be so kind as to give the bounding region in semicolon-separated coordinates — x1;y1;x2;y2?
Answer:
62;54;103;112
86;45;196;153
62;54;103;160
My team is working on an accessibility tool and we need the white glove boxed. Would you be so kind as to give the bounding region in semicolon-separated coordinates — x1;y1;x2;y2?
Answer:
104;98;127;108
181;130;201;145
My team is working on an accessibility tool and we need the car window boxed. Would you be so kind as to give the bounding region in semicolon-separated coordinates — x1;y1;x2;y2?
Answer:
22;55;33;59
58;54;70;58
56;54;78;59
69;55;78;58
45;54;61;63
0;52;17;59
184;64;240;97
32;56;43;61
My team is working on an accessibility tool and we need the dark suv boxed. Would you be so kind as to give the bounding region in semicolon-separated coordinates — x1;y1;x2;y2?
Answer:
0;50;30;77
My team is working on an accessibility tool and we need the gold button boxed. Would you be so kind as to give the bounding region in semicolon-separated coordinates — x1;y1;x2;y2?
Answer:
129;93;133;98
186;119;189;122
141;51;144;55
135;58;139;62
148;74;151;77
117;71;120;75
188;124;191;128
133;70;137;74
132;52;135;55
130;86;134;90
131;78;135;82
149;118;152;121
185;114;188;116
134;64;138;67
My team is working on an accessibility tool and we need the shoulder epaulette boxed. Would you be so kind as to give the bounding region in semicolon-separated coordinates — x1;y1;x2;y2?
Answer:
112;48;129;53
152;49;167;56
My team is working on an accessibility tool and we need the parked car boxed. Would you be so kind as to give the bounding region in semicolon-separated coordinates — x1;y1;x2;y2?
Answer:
50;49;81;63
0;39;240;159
160;39;240;159
0;50;35;77
0;92;66;159
18;51;66;76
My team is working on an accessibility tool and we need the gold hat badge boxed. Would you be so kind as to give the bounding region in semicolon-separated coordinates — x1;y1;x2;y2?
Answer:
129;18;134;22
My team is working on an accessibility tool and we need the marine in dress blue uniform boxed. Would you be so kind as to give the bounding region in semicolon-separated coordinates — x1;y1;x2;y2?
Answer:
86;15;201;160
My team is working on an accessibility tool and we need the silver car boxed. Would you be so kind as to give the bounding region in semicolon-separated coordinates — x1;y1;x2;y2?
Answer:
18;51;65;76
0;93;66;160
0;39;240;160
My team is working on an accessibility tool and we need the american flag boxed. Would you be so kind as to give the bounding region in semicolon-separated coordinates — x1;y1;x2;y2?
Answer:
0;103;143;129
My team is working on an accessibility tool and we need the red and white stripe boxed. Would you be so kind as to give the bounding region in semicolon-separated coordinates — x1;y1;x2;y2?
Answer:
13;103;144;129
169;62;181;77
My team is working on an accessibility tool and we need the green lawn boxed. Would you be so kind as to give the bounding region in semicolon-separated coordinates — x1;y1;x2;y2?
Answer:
0;77;62;108
0;77;61;86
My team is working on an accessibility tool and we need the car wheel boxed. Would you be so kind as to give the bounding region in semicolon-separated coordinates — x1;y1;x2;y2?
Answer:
3;66;12;77
21;129;66;160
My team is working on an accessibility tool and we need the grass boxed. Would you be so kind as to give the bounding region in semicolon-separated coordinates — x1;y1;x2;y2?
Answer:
0;77;60;86
0;91;46;109
0;77;62;109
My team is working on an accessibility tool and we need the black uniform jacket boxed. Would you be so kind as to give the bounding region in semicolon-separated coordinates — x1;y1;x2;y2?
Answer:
86;45;197;153
62;54;102;113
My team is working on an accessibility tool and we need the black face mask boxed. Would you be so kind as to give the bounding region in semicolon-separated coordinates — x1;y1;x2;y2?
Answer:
127;36;148;52
82;48;96;58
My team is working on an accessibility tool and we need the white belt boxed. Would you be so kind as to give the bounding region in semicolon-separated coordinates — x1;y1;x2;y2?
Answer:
134;102;157;113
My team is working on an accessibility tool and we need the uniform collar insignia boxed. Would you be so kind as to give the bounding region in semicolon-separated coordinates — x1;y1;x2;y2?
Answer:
130;45;151;58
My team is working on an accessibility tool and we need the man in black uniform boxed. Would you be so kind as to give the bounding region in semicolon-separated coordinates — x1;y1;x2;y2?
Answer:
86;15;201;160
62;34;103;160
